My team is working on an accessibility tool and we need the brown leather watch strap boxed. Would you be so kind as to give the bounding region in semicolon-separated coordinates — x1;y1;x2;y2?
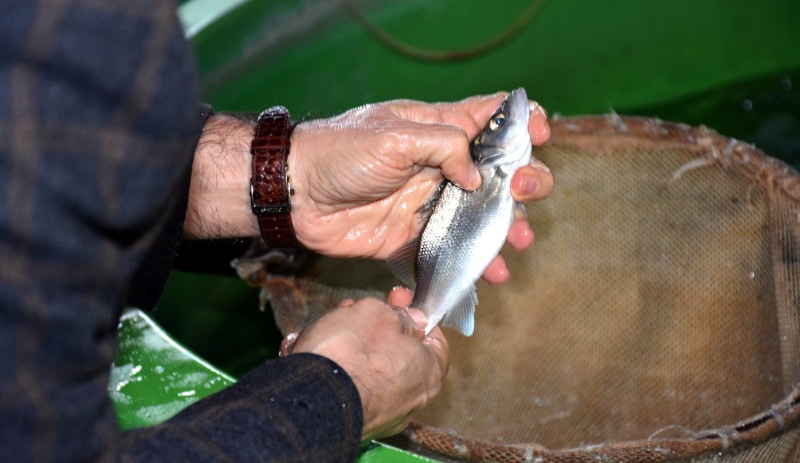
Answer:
250;105;299;249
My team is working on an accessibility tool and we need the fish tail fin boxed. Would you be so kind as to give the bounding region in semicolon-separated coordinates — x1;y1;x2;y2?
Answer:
440;285;478;336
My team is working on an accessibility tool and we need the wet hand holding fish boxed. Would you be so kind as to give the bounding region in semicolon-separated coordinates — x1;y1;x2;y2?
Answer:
389;88;534;336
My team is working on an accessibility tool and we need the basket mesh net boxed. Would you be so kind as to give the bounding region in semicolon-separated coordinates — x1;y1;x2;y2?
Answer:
237;116;800;462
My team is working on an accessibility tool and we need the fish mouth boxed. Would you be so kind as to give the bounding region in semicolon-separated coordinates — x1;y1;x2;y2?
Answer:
495;87;531;150
505;88;530;125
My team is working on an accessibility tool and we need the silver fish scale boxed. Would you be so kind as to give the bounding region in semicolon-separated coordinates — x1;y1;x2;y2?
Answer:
413;170;516;336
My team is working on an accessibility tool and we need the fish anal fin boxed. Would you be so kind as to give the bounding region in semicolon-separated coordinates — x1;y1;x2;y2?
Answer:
439;285;477;337
386;237;419;290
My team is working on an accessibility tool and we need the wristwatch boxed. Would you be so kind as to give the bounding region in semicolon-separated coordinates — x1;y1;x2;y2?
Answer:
250;105;299;249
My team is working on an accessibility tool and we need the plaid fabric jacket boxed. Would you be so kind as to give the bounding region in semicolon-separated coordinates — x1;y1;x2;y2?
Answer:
0;2;362;462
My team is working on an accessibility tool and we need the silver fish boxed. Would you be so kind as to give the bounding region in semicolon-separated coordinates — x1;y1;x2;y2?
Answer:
388;88;533;336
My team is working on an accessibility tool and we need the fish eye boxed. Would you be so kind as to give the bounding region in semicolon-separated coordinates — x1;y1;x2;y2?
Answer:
489;114;506;131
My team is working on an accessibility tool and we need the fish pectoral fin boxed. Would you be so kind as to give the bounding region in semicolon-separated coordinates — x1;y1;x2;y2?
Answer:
442;286;477;337
415;179;448;220
386;238;419;289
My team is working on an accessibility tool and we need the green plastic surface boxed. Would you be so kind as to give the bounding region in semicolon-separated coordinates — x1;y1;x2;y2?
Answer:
110;309;236;430
359;442;441;463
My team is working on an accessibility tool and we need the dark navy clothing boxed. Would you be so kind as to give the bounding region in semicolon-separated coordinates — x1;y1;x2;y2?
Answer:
0;1;363;461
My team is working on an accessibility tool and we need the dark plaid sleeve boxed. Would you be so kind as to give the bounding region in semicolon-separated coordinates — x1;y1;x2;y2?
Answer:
122;354;363;463
0;2;362;462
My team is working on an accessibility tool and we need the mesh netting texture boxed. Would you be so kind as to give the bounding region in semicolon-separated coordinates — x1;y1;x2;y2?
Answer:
238;116;800;462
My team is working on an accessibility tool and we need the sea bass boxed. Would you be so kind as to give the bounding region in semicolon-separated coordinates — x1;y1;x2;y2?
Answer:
388;88;533;336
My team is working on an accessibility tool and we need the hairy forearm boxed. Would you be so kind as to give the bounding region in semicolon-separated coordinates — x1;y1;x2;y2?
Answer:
184;113;260;239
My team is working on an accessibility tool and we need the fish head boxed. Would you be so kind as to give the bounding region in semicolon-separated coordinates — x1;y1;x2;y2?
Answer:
471;87;532;172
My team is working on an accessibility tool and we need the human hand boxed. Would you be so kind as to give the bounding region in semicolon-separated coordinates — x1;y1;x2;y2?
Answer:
289;93;553;282
290;290;449;442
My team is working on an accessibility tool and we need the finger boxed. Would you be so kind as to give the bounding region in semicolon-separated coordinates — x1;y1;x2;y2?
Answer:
407;308;428;331
391;305;422;339
280;332;299;356
393;93;513;191
443;92;508;139
528;100;550;146
481;255;510;284
404;122;481;191
395;92;507;140
387;286;414;306
510;162;554;203
507;219;534;251
421;325;450;376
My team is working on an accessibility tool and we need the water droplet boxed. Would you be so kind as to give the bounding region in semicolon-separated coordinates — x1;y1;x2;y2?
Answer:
748;271;755;279
332;368;339;375
742;99;753;111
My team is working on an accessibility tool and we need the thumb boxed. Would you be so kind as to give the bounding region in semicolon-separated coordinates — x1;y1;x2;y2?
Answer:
403;121;481;191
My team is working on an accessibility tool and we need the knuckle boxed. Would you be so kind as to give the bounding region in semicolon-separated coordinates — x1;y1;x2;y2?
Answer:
387;131;414;155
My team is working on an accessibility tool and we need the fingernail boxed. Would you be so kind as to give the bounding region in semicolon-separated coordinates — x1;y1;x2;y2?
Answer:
529;101;547;117
513;173;538;197
457;166;481;191
470;166;482;189
524;177;539;196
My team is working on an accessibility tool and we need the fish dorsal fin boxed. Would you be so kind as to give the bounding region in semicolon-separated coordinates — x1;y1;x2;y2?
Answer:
439;285;478;337
386;237;419;290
